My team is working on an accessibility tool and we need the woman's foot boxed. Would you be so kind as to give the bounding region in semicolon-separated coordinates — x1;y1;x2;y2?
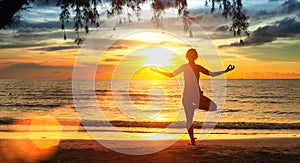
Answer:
188;142;196;145
188;138;197;145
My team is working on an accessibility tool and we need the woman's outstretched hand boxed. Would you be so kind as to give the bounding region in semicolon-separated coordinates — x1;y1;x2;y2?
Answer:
225;65;235;72
150;66;174;78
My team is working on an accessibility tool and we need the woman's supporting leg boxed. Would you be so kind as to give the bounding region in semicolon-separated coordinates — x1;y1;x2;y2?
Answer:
183;97;197;145
188;125;196;145
183;103;196;145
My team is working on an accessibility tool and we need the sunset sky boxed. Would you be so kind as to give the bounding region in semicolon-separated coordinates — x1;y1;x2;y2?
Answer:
0;0;299;79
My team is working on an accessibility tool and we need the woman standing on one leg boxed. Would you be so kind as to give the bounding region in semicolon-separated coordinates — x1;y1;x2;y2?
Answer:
151;48;235;145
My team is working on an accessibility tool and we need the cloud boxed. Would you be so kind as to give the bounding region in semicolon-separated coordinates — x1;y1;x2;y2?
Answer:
13;33;45;39
0;26;80;50
148;41;171;46
219;17;300;47
253;9;276;18
220;37;300;62
20;21;68;29
34;0;58;6
34;45;80;51
147;41;188;48
214;25;229;32
0;63;71;70
280;0;300;14
254;0;300;18
103;58;121;62
0;42;47;49
16;27;54;33
107;45;128;51
0;63;73;78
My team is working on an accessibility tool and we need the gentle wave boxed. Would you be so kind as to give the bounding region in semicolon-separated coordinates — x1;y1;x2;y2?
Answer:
264;111;300;115
80;120;300;130
223;109;242;113
0;104;63;108
1;118;299;130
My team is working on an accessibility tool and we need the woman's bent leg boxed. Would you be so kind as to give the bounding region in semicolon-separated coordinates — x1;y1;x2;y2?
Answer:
199;95;217;111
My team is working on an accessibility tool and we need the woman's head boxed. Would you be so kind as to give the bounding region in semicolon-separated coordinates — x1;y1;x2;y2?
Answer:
186;48;198;61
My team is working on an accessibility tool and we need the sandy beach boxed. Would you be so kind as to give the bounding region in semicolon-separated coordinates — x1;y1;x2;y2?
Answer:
1;138;299;162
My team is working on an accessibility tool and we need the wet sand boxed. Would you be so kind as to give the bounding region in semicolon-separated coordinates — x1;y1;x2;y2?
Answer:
1;138;299;162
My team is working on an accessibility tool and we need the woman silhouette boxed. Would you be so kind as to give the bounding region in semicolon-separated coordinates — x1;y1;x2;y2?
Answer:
151;48;235;145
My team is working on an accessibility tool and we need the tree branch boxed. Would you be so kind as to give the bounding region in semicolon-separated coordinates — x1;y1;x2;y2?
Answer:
0;0;30;29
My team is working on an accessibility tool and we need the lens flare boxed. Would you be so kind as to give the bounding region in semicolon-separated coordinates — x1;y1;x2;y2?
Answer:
28;115;62;149
0;115;62;162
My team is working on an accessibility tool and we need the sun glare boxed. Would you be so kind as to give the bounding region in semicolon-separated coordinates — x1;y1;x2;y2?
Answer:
134;47;175;67
97;30;191;79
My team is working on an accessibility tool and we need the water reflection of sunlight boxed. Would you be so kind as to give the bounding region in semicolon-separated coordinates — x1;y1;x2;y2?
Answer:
147;112;168;121
128;66;181;122
145;133;182;140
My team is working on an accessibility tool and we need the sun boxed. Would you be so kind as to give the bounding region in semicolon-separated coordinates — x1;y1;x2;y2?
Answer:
133;46;176;67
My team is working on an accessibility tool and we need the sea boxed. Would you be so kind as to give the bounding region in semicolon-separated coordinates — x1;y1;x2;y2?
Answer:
0;79;299;140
